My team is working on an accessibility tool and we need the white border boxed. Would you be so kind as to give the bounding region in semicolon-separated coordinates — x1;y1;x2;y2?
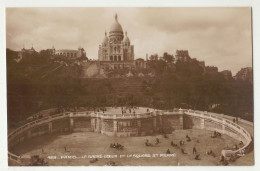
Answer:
0;0;259;171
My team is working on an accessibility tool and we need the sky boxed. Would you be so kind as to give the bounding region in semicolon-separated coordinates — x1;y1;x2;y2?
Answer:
6;7;252;75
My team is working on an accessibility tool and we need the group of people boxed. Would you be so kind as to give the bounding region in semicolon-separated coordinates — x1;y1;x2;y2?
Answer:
206;149;216;158
145;138;161;146
186;135;191;142
169;134;201;160
179;140;185;146
145;132;241;163
64;146;69;152
232;141;243;150
219;153;239;165
177;135;191;146
121;107;136;115
110;143;124;150
233;117;239;124
219;155;229;165
156;138;160;144
170;141;178;147
89;158;98;163
211;131;222;138
236;149;245;157
94;107;107;113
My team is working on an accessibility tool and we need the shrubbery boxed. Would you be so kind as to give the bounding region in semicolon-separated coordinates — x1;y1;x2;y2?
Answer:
6;49;253;129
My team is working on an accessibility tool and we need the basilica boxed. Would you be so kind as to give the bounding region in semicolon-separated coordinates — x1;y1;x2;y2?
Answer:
98;14;135;70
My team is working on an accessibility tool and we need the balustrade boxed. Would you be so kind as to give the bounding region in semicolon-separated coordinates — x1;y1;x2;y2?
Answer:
8;108;252;164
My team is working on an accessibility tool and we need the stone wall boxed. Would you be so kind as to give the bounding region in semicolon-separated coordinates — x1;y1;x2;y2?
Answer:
183;115;202;129
8;109;253;164
30;124;49;137
161;115;183;133
73;118;92;132
101;119;114;132
139;118;154;136
117;120;138;132
52;118;70;132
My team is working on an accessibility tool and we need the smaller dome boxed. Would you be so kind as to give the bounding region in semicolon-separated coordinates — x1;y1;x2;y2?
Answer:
123;31;130;43
102;32;108;44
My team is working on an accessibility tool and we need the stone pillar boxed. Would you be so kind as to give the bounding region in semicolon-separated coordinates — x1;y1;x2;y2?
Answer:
179;115;183;129
159;116;163;129
222;118;226;134
91;118;95;131
70;118;74;132
113;120;118;132
153;117;157;131
137;120;141;135
96;118;101;133
48;122;53;133
137;120;141;128
27;130;31;138
200;118;205;129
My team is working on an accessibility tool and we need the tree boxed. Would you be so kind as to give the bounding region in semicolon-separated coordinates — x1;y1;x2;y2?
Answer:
162;52;174;63
149;54;159;61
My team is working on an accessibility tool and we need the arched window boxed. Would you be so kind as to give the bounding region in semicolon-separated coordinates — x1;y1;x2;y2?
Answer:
110;56;113;61
114;56;117;61
118;55;121;61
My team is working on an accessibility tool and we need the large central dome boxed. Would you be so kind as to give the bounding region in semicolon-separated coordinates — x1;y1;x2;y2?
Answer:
109;13;123;33
108;13;124;42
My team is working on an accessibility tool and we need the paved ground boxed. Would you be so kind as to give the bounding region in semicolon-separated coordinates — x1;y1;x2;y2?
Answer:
10;129;254;166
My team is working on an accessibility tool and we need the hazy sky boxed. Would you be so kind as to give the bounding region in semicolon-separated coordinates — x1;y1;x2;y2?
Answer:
6;7;252;75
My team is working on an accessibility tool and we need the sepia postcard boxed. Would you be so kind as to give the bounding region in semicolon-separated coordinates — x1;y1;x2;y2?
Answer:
5;7;254;167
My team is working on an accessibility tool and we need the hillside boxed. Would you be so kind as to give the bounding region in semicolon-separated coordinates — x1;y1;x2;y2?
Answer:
6;48;253;129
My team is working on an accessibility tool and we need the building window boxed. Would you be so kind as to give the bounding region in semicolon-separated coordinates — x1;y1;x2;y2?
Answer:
114;56;117;61
110;56;113;61
118;56;121;61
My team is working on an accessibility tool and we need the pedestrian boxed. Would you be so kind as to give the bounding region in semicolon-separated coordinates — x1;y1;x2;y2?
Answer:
156;138;160;143
181;148;187;154
195;153;201;160
193;147;197;154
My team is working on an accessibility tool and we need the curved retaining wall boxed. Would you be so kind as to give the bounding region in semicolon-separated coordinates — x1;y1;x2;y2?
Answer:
183;109;252;158
8;108;252;164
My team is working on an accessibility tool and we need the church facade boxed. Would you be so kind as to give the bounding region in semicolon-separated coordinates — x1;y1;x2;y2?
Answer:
98;14;135;70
